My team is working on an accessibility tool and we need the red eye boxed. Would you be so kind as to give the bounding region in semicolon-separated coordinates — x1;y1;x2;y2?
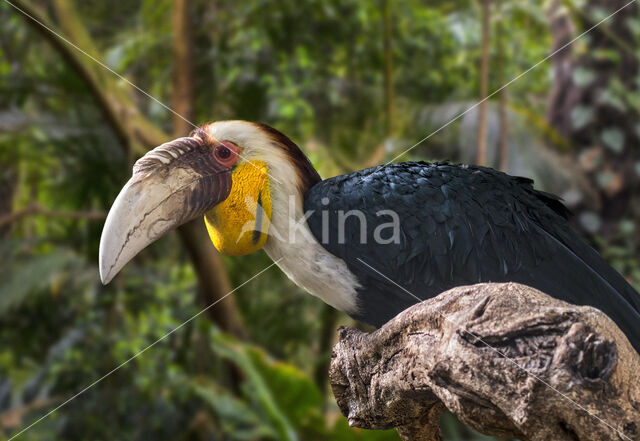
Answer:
214;142;239;167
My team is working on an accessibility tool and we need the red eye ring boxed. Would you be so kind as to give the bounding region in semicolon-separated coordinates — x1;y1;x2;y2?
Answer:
214;142;239;167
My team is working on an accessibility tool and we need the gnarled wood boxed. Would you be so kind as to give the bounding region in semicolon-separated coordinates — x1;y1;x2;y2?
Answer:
330;283;640;441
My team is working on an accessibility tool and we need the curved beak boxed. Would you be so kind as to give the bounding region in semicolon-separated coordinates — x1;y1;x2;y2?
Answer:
99;136;232;284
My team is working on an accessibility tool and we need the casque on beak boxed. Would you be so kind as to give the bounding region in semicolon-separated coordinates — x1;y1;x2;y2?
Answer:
99;136;232;284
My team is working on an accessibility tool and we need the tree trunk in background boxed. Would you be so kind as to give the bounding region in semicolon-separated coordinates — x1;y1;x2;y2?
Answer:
177;224;247;338
13;0;247;338
547;0;640;243
313;304;339;401
546;0;574;139
172;0;195;134
172;0;248;339
0;166;16;237
383;0;394;137
496;2;508;172
476;0;491;166
49;0;166;156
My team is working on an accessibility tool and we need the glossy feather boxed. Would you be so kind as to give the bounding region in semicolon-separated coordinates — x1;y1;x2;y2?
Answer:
304;162;640;352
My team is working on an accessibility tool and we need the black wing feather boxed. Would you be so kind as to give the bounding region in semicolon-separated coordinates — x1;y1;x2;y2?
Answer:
304;162;640;352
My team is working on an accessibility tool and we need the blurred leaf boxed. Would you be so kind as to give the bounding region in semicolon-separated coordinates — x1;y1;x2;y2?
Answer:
570;105;594;130
601;128;625;153
192;379;278;440
592;48;621;63
598;88;627;112
211;332;300;441
0;248;78;313
572;67;595;87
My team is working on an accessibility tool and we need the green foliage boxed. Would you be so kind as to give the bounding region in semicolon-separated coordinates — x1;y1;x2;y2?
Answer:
0;242;78;313
203;331;401;441
0;1;638;440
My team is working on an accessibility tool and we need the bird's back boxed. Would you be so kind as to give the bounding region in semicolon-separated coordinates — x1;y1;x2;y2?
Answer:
304;162;640;352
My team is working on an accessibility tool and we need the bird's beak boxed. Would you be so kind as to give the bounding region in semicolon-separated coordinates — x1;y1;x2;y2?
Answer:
99;136;232;284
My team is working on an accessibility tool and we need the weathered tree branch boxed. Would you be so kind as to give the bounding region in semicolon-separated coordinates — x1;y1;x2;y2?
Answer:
330;283;640;441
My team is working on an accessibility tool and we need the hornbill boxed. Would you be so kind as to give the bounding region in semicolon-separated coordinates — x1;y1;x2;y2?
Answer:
99;121;640;352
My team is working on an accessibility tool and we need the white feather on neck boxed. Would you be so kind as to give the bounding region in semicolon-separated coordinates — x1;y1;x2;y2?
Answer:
206;121;361;314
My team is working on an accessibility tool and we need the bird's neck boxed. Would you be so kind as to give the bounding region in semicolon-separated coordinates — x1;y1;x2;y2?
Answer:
263;178;361;314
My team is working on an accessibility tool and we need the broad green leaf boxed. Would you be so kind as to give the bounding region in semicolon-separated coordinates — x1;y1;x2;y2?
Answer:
192;379;278;440
211;332;299;441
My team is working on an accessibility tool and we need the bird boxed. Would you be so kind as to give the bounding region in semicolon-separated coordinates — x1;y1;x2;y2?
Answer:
99;120;640;353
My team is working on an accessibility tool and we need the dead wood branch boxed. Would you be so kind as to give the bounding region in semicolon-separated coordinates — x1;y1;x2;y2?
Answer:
329;282;640;441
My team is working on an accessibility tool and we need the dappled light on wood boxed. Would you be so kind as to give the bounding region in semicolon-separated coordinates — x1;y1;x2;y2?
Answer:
330;283;640;441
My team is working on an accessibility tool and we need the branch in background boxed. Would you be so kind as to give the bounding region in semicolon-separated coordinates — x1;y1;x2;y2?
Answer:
545;0;575;138
0;165;17;237
382;0;394;137
0;203;106;229
172;0;195;136
10;0;167;154
177;223;248;339
0;398;58;430
496;1;508;171
475;0;491;166
313;304;339;399
330;283;640;441
561;0;636;57
171;0;248;339
49;0;168;154
10;0;131;152
11;0;246;338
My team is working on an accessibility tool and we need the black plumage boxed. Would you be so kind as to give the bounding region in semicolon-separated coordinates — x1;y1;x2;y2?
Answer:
304;162;640;352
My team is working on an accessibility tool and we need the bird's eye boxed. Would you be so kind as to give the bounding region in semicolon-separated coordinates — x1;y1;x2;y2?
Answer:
216;146;230;159
214;142;239;167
